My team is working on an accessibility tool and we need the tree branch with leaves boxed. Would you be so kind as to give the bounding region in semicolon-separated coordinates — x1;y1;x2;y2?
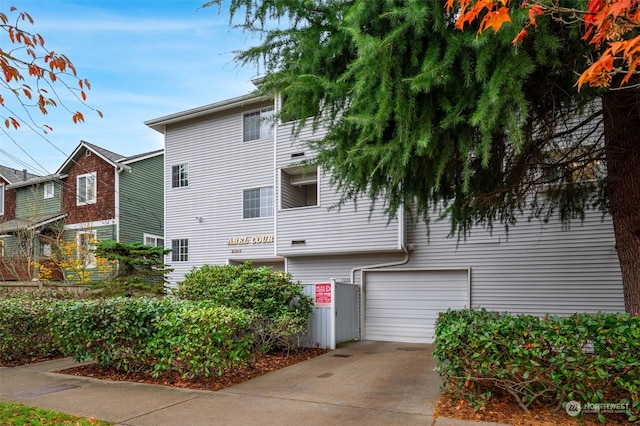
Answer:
0;6;102;134
449;0;640;89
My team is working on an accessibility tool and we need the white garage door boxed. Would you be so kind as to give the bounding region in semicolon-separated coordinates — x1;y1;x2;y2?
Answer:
363;269;469;343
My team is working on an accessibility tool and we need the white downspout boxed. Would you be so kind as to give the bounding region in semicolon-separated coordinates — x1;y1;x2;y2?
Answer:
273;95;279;266
114;167;122;242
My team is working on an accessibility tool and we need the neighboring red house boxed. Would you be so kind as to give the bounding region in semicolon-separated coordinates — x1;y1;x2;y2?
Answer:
1;141;164;283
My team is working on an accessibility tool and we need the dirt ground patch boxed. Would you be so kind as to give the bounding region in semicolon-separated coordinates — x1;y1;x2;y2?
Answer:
54;349;328;391
434;390;633;425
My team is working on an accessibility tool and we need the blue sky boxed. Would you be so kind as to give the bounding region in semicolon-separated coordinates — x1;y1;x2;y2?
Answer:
1;0;260;175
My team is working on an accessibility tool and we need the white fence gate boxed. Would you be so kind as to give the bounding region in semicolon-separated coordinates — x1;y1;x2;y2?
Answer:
303;279;360;349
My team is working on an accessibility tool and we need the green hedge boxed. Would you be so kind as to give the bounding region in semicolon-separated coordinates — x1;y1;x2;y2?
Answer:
0;298;63;361
52;297;170;371
174;262;314;353
434;309;640;423
152;302;253;378
52;297;253;378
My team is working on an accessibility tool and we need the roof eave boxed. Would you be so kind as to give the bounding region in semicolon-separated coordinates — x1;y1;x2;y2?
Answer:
144;93;269;133
6;174;62;190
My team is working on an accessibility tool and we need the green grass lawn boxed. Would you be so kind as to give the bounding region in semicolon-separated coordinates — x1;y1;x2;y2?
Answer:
0;402;112;426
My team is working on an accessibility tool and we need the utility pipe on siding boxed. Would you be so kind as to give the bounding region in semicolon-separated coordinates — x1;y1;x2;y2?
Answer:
351;207;410;340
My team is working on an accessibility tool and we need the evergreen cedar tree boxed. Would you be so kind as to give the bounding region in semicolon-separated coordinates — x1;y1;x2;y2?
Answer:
206;0;640;314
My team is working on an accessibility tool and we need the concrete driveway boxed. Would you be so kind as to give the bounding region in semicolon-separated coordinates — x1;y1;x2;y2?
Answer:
1;341;503;425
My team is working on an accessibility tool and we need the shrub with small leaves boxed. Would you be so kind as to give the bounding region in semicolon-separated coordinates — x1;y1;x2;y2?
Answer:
52;297;169;371
152;301;253;378
0;297;64;361
174;262;314;354
434;309;639;423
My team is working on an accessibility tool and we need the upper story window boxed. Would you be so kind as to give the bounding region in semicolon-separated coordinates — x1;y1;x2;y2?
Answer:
171;239;188;262
243;107;274;142
0;183;4;215
243;186;273;219
44;182;54;199
77;173;96;205
280;166;318;209
171;164;189;188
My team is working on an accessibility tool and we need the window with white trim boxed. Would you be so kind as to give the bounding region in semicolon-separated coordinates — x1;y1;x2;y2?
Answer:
243;186;273;219
77;173;96;205
144;234;165;247
171;164;188;188
44;182;54;199
0;183;4;215
76;230;97;268
171;239;188;262
243;107;274;142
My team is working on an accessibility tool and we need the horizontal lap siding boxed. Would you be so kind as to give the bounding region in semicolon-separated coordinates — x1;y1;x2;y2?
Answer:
15;183;62;218
164;101;276;286
276;118;401;255
286;253;405;285
276;172;401;255
275;121;322;168
119;155;164;244
405;210;624;315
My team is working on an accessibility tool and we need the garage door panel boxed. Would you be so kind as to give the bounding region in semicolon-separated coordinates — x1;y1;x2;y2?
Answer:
364;269;469;344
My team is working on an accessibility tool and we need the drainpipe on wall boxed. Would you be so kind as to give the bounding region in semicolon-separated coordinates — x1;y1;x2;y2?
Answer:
351;207;410;340
115;166;126;243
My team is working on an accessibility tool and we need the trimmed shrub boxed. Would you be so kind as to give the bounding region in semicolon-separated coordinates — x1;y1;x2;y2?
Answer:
52;297;169;371
434;309;640;423
174;262;314;353
51;297;254;378
152;302;253;378
0;297;63;361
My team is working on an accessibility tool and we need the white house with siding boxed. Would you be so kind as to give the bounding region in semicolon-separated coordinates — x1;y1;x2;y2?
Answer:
145;86;624;346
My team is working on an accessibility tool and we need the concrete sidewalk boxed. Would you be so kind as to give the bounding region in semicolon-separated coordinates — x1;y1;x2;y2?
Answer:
1;341;508;425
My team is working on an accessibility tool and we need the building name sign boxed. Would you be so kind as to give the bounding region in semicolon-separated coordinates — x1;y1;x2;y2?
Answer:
227;235;274;245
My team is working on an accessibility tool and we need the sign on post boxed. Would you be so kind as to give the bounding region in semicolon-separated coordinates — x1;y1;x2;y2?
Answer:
315;283;332;307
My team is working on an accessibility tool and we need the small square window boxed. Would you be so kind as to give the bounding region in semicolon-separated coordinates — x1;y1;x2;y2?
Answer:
171;164;189;188
44;182;54;199
243;187;273;219
171;239;188;262
243;108;274;142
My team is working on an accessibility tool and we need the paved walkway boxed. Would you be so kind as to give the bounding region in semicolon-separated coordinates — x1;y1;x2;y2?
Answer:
1;341;508;425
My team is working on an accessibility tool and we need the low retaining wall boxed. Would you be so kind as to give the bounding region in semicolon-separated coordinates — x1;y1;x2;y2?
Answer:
0;282;92;294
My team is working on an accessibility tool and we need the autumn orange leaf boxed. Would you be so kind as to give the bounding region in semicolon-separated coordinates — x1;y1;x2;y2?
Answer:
512;29;527;45
527;4;543;26
479;7;511;34
72;111;85;123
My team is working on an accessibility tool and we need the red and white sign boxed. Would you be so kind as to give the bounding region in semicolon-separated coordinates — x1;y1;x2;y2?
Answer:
315;283;332;307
